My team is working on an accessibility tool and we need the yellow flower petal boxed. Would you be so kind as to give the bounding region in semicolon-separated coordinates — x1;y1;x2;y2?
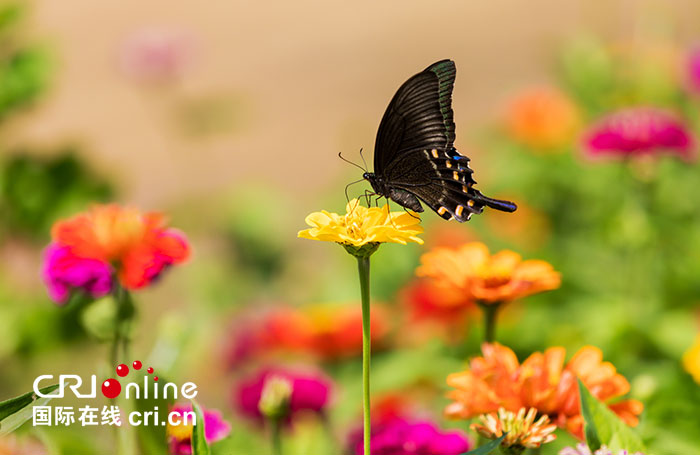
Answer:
298;199;424;247
683;334;700;383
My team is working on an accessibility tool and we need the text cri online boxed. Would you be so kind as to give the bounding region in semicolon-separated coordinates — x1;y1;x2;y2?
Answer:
129;408;196;427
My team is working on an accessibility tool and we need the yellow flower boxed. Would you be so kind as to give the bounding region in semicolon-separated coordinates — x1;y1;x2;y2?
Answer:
683;333;700;383
471;407;557;453
298;199;424;247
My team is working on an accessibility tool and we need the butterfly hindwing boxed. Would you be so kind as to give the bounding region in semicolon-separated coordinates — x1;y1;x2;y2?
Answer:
390;147;486;222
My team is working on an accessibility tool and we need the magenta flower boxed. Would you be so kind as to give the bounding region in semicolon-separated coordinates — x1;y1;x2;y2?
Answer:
348;418;471;455
583;107;694;160
166;404;230;455
233;367;332;423
686;47;700;94
41;244;113;304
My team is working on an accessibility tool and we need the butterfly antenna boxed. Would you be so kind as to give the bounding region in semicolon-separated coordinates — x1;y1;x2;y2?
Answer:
338;151;367;172
359;148;368;171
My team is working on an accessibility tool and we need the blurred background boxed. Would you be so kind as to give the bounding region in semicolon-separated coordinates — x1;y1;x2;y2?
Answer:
2;0;700;454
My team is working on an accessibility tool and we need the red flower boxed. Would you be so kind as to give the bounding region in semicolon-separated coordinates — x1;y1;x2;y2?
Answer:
50;204;190;290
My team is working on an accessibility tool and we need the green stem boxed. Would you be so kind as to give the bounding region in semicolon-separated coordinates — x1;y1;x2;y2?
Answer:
357;256;372;455
480;302;501;343
271;418;283;455
320;412;338;455
110;283;136;455
112;284;135;363
110;328;120;368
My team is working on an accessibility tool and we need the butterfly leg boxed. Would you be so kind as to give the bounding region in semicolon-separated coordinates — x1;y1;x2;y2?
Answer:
402;205;422;221
363;189;374;207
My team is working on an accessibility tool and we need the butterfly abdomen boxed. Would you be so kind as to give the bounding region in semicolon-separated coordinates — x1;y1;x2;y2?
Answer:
473;192;518;212
387;188;424;212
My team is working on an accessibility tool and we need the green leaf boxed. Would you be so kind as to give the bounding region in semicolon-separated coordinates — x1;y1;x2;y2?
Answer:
578;379;646;453
133;372;173;455
462;433;507;455
191;401;211;455
80;296;117;341
579;378;603;451
0;384;59;435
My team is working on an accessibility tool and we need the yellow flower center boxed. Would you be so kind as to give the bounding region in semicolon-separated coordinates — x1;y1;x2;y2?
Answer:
477;264;513;289
166;419;193;441
345;216;363;238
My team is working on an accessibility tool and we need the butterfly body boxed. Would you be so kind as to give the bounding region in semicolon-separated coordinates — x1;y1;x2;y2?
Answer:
363;172;424;212
363;59;516;222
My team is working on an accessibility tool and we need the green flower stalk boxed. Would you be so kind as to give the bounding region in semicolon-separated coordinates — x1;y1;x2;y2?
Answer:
259;375;293;455
111;283;135;367
299;199;423;455
478;301;500;343
356;251;373;454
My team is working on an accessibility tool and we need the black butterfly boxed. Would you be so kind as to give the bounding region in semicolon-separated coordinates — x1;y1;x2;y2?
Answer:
362;59;516;222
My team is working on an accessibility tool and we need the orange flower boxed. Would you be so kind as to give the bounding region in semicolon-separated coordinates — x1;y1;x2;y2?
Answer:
302;303;390;359
399;279;477;343
505;87;580;150
445;343;643;439
51;204;190;289
225;303;390;366
257;307;313;353
416;242;560;304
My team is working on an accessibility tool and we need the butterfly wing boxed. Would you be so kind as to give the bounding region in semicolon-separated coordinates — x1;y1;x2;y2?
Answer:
373;60;516;221
374;59;456;174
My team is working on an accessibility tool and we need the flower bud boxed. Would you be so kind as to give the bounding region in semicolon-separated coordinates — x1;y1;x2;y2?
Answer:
258;375;293;420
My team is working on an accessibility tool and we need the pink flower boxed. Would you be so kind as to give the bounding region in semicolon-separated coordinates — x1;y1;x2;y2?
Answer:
686;47;700;94
166;404;230;455
119;28;195;82
41;243;113;304
348;417;471;455
233;367;332;423
583;107;694;160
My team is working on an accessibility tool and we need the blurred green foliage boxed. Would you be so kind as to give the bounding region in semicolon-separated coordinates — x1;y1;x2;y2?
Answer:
0;151;114;239
0;3;48;121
